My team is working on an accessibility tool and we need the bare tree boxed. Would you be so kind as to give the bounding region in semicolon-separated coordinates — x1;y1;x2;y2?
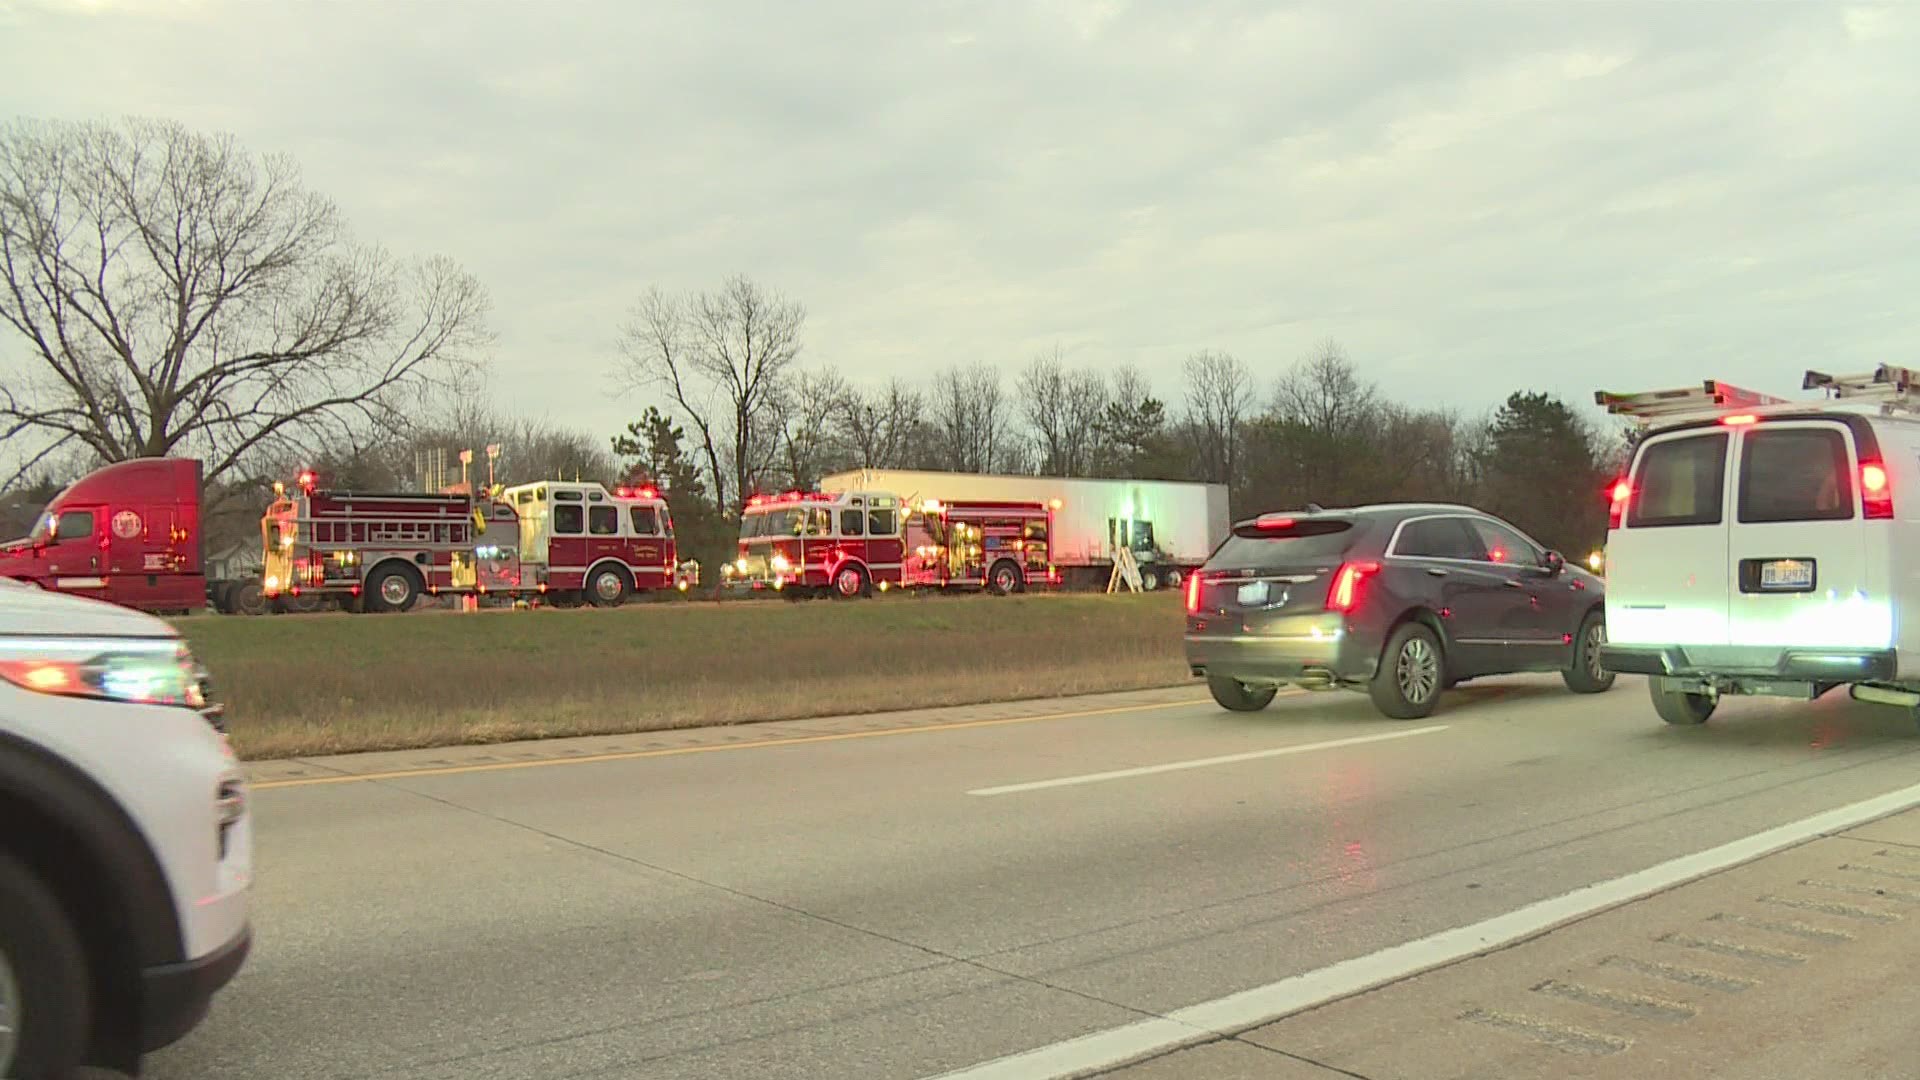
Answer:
616;288;724;508
1272;340;1378;440
0;118;492;490
1017;345;1108;476
930;363;1012;473
1181;349;1251;485
775;368;848;490
834;377;923;469
616;275;802;510
1268;340;1381;501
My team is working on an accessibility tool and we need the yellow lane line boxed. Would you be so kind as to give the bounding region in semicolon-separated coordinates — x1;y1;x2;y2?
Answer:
250;694;1238;790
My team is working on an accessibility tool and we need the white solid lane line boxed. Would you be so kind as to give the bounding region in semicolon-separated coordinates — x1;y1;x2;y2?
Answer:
964;725;1450;797
925;778;1920;1079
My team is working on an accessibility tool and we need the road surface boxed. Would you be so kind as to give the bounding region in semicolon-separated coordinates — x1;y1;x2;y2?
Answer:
152;675;1920;1079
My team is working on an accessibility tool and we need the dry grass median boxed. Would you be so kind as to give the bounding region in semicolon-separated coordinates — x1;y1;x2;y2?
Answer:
173;593;1189;760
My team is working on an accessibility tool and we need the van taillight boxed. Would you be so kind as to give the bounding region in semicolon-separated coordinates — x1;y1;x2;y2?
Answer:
1862;460;1894;520
1607;478;1630;529
1184;572;1203;614
1326;561;1379;613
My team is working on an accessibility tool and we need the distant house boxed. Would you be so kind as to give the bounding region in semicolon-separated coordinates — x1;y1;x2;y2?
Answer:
206;542;260;582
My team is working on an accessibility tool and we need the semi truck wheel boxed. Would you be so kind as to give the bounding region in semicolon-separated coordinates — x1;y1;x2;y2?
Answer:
0;853;90;1080
585;566;631;607
230;580;268;616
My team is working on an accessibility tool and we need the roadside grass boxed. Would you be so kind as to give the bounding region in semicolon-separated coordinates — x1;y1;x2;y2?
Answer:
172;592;1190;760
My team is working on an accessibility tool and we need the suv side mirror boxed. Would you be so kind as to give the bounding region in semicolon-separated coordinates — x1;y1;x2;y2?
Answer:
1541;549;1566;576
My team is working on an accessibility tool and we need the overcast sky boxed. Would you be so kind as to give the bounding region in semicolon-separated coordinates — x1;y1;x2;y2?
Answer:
2;0;1916;441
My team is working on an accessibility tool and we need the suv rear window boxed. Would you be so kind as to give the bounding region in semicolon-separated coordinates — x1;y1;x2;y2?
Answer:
1629;433;1728;528
1211;519;1354;570
1738;427;1854;523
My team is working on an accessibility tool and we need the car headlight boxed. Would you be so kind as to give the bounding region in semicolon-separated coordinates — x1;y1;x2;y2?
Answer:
770;553;791;572
0;636;206;710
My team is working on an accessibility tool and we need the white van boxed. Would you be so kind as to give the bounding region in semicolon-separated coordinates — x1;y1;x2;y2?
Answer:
1598;367;1920;726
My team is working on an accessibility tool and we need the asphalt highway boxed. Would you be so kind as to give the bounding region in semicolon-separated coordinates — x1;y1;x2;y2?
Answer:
151;674;1920;1080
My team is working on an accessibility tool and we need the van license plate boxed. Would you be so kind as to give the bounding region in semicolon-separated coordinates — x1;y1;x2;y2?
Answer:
1760;559;1814;590
1237;582;1270;607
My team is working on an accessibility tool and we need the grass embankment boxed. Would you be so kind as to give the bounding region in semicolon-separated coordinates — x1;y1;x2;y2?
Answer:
172;593;1189;760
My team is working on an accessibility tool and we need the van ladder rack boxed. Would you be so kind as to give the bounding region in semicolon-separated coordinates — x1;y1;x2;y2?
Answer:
1803;365;1920;414
1593;381;1789;422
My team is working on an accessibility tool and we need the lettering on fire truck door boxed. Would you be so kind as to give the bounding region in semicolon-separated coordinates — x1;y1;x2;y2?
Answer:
628;505;665;582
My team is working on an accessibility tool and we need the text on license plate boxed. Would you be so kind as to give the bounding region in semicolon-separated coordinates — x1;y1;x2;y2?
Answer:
1236;582;1270;607
1760;559;1814;590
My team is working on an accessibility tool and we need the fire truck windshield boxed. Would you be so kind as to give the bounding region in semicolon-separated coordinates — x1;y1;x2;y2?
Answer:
741;507;821;539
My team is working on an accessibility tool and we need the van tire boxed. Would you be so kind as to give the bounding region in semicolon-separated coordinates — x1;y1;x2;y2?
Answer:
1371;622;1446;719
1208;676;1277;712
1650;680;1715;725
1562;610;1616;694
0;852;91;1080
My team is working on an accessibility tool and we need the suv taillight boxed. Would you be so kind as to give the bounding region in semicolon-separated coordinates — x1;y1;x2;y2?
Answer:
1184;572;1203;614
1862;459;1894;520
1326;561;1379;613
1607;478;1630;529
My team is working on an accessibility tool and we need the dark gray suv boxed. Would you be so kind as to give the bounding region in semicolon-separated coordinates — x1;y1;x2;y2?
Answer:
1184;504;1613;718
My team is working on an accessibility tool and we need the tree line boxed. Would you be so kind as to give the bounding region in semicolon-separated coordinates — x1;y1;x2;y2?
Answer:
611;275;1623;565
0;116;1624;573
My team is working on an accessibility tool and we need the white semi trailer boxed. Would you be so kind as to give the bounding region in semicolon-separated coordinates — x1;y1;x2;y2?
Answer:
818;468;1230;591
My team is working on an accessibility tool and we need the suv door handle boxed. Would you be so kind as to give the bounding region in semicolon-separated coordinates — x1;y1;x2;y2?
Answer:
1426;567;1448;577
1504;579;1523;588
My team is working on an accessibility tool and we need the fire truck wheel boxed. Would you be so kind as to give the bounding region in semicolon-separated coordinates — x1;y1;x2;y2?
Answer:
832;563;870;599
988;560;1025;596
366;564;422;613
586;565;631;607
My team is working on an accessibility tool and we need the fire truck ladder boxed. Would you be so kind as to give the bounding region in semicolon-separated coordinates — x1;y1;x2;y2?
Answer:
1106;522;1144;594
1804;365;1920;414
1593;380;1790;423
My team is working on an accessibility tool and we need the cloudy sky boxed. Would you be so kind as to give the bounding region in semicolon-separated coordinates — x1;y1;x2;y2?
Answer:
2;0;1916;440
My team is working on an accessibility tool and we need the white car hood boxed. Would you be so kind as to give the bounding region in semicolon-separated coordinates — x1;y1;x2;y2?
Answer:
0;579;179;639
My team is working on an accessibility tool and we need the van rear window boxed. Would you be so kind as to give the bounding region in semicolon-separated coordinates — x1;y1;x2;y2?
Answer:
1738;427;1854;523
1629;433;1728;528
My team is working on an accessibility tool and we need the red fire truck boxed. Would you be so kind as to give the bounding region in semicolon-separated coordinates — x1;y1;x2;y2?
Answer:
262;474;695;612
499;480;696;605
726;489;1054;598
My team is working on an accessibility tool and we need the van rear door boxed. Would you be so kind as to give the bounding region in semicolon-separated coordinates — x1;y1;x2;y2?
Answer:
1726;420;1883;651
1608;429;1733;648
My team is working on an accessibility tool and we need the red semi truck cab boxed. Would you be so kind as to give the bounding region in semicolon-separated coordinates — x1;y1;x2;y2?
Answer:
0;458;206;614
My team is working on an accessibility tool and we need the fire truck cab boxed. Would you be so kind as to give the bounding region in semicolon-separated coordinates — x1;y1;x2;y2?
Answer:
502;481;694;606
729;490;1052;598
